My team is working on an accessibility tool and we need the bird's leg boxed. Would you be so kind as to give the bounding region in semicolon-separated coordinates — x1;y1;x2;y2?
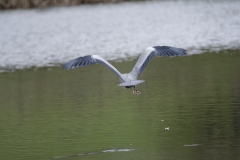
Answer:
131;87;135;94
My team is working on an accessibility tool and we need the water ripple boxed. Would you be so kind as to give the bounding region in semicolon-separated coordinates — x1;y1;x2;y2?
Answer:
0;1;240;71
53;148;139;158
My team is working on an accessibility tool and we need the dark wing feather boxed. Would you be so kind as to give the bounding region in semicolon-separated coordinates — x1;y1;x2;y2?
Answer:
62;55;123;80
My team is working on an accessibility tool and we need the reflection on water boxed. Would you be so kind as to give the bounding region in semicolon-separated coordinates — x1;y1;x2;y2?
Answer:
0;50;240;160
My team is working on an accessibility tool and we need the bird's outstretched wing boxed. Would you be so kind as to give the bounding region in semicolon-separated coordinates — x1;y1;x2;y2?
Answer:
130;46;187;78
62;55;124;80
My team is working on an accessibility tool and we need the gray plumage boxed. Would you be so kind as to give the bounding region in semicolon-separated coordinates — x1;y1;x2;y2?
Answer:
63;46;187;94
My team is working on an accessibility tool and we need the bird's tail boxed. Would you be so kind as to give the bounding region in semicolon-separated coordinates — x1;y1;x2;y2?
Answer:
117;80;145;86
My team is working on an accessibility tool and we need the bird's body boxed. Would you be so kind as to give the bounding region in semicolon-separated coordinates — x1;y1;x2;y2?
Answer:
63;46;187;95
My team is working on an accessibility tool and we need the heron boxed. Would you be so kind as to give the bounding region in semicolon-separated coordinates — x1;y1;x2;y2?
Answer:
62;46;187;95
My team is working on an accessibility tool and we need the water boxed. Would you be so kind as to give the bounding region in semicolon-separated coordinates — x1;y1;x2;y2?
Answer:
0;0;240;159
0;50;240;160
0;0;240;71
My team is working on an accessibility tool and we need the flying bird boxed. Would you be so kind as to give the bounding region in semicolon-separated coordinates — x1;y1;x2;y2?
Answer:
62;46;187;95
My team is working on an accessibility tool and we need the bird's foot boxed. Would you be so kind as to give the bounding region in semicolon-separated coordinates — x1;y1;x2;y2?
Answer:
132;89;141;95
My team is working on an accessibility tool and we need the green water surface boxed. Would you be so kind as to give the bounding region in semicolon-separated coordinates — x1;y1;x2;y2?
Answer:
0;51;240;160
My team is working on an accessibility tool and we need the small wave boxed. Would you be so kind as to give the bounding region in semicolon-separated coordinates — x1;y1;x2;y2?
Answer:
53;148;139;158
183;144;201;147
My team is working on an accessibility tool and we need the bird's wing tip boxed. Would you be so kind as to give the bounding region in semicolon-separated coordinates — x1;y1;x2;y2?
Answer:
153;46;188;57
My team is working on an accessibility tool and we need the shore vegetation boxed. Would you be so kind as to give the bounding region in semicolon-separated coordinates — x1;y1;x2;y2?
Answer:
0;0;142;9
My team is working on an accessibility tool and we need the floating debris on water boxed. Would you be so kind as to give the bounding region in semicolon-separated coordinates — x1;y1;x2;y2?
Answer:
165;127;169;130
